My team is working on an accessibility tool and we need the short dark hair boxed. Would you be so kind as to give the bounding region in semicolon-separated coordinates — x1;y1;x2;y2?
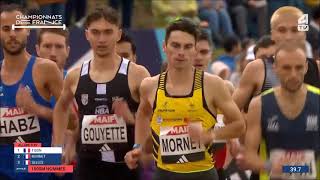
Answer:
253;35;275;55
84;6;120;29
274;41;306;62
37;28;70;46
0;3;25;16
165;17;199;44
223;36;240;53
197;29;213;48
118;31;136;54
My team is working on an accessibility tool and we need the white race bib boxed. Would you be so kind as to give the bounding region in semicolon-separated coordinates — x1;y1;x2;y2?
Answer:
160;123;205;157
81;114;128;144
0;107;40;137
269;149;317;179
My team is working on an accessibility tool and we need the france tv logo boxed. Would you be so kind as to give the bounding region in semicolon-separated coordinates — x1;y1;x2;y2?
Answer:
298;14;309;32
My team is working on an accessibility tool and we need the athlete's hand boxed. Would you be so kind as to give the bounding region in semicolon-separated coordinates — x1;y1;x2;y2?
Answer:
124;148;141;169
112;99;135;125
228;138;241;158
16;85;37;114
235;147;265;172
62;130;77;165
188;122;214;145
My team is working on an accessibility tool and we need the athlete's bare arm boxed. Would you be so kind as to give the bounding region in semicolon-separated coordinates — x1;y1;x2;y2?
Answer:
16;59;63;122
206;74;245;140
52;67;80;147
232;60;264;110
114;63;151;125
239;96;265;172
125;76;158;169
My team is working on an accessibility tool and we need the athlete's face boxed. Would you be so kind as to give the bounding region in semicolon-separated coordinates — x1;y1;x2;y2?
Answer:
36;32;69;70
0;11;29;55
255;45;276;60
271;15;306;46
274;49;307;93
116;41;136;63
85;18;121;58
193;40;212;71
163;31;196;70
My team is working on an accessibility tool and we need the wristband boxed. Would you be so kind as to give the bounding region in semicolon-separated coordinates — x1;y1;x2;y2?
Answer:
132;144;141;150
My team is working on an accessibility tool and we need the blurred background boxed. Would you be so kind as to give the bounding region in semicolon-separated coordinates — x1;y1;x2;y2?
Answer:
0;0;319;79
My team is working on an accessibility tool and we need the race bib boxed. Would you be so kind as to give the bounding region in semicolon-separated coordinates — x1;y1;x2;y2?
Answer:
81;114;128;144
0;107;40;144
269;149;317;179
160;122;205;164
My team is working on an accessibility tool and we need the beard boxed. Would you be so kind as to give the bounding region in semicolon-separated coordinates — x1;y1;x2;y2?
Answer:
2;39;26;55
283;80;303;93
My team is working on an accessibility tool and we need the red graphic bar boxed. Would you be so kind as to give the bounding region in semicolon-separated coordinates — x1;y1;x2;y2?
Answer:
14;143;41;147
28;165;73;173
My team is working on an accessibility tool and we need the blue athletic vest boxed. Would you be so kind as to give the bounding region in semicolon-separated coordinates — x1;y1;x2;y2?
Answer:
0;56;52;180
261;85;320;179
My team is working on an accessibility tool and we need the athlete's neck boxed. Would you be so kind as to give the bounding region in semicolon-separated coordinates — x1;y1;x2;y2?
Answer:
91;52;120;72
167;66;195;85
278;85;306;101
3;50;30;71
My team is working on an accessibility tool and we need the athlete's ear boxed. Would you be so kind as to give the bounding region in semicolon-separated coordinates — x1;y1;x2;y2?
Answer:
35;44;40;56
66;45;70;58
304;60;308;74
117;28;122;42
162;41;166;54
85;29;89;41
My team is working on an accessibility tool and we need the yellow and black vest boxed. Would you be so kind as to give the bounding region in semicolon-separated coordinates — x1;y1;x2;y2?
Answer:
150;69;217;173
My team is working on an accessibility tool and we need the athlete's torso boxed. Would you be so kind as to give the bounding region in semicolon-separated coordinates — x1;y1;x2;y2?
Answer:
261;85;320;179
74;58;138;163
0;56;52;179
151;69;217;173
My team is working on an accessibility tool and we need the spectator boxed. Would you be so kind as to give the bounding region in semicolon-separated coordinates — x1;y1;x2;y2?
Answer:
109;0;134;28
210;61;231;80
152;0;199;27
247;0;268;38
307;6;320;60
197;0;235;46
65;0;86;27
216;36;242;73
230;52;247;87
253;35;276;59
226;0;248;40
116;31;137;63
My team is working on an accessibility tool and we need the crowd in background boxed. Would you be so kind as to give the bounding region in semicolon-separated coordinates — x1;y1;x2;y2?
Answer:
0;0;319;88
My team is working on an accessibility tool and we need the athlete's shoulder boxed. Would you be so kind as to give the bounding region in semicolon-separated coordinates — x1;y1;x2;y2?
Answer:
140;74;160;93
129;62;150;78
203;72;225;86
244;59;264;73
34;57;59;71
64;65;81;83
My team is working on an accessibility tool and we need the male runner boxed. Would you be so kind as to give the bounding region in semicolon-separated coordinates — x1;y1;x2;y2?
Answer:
237;42;320;180
233;6;320;112
230;6;320;180
116;31;137;63
125;18;245;180
52;6;150;180
36;28;78;178
192;29;234;180
0;4;63;180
